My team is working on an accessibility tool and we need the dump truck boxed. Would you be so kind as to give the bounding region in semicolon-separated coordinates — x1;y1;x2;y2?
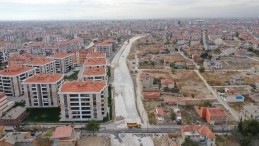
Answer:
127;123;142;128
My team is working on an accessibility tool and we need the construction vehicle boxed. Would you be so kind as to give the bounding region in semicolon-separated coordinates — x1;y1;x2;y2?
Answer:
127;122;142;128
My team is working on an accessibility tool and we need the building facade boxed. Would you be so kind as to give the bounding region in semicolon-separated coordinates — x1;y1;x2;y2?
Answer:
59;81;108;121
0;67;36;97
48;53;74;74
81;67;107;81
23;58;56;74
22;74;64;108
0;92;8;117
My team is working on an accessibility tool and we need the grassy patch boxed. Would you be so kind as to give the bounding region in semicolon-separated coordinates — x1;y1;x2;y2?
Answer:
24;108;60;123
108;86;112;120
64;71;79;80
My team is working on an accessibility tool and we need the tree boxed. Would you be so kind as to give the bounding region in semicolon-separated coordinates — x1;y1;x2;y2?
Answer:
86;120;100;134
171;68;175;74
170;112;176;121
199;101;212;108
238;117;243;132
199;67;205;73
191;94;195;98
182;137;199;146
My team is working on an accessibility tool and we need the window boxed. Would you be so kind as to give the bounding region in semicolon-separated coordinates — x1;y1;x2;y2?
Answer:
81;107;90;110
70;94;78;97
81;94;89;97
70;98;79;102
81;98;90;101
71;107;79;110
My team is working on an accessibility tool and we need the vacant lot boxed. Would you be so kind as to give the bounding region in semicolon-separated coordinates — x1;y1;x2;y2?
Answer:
143;70;211;97
78;135;110;146
202;71;239;86
216;134;240;146
24;108;60;122
220;56;259;70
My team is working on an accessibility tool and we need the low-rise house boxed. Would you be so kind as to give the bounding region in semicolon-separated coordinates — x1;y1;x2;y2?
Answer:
181;125;216;146
155;106;165;124
140;73;155;88
242;103;259;121
200;107;227;125
0;131;39;146
223;95;244;103
143;92;160;100
51;126;80;146
0;106;28;126
255;80;259;89
203;60;222;70
161;79;175;91
229;75;244;85
164;97;177;105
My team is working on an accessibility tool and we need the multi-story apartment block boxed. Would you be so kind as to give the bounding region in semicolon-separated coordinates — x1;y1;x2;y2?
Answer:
0;67;36;97
23;58;56;74
0;92;8;117
59;81;108;121
8;54;37;68
85;52;106;60
48;53;74;74
96;42;113;57
22;74;64;108
83;58;107;68
81;67;107;81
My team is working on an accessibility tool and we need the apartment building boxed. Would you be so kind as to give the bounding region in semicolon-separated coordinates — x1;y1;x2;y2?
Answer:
59;81;108;121
23;57;56;74
22;73;64;108
83;58;107;68
96;42;113;57
0;92;8;117
48;53;74;74
0;67;36;97
81;67;107;81
8;54;37;68
85;52;106;59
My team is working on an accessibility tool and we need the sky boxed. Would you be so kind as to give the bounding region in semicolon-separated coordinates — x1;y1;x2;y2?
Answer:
0;0;258;20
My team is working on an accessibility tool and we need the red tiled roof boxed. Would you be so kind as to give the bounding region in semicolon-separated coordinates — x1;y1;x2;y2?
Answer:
181;125;216;139
23;73;63;83
208;108;226;117
49;53;73;59
25;58;54;66
83;59;106;66
60;80;106;93
0;92;6;100
0;67;35;76
161;79;174;85
155;107;165;116
51;126;72;139
83;68;106;76
164;97;177;104
86;52;106;58
143;92;160;99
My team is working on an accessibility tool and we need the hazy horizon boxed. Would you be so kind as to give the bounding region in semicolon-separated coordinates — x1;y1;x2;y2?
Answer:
0;0;259;20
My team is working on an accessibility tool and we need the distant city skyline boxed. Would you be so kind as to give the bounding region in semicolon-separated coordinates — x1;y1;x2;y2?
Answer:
0;0;259;20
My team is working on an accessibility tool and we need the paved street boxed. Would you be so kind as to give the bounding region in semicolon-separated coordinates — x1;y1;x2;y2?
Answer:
111;36;143;127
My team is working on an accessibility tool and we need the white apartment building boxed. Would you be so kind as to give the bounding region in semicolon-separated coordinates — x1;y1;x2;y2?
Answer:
48;53;74;74
0;67;36;97
83;58;107;68
81;67;107;81
23;58;56;74
22;74;64;108
96;42;113;57
58;81;108;121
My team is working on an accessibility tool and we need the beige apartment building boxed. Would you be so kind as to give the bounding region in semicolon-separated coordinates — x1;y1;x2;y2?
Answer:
22;73;64;108
48;53;74;74
23;57;56;74
0;67;36;97
58;81;108;121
